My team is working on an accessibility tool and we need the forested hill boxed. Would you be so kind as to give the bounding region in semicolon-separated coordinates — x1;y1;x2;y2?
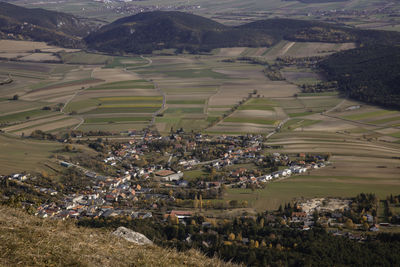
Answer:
85;12;400;54
238;18;400;46
84;11;274;54
0;2;93;48
319;45;400;108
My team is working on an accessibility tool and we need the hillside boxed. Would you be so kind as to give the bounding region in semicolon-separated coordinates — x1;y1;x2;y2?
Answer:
0;205;236;267
85;12;400;54
238;18;400;46
84;11;274;53
319;45;400;108
0;2;93;48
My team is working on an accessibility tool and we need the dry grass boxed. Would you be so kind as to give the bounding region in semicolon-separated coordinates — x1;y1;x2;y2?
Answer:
0;205;238;267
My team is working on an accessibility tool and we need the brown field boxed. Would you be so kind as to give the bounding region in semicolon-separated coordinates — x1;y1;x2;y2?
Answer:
284;42;356;58
0;40;57;52
215;47;247;57
208;122;274;133
91;68;141;82
19;53;60;62
2;114;67;133
0;52;30;59
14;118;81;135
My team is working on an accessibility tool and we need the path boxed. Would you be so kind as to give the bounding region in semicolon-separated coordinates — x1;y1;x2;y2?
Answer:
138;55;166;127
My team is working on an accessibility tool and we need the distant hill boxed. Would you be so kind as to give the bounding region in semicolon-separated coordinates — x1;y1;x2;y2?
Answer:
86;12;400;54
84;11;274;54
0;2;93;48
319;45;400;108
238;18;400;46
0;205;236;266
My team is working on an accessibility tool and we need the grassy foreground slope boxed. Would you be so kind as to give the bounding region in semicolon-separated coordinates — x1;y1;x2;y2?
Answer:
0;205;236;267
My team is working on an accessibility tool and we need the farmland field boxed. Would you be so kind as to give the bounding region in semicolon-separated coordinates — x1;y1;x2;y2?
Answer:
1;37;400;211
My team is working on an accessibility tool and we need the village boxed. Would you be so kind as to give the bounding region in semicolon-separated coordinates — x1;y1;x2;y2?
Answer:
2;131;355;229
4;129;399;240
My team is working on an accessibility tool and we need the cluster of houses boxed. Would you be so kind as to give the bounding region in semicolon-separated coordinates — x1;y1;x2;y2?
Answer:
2;132;331;222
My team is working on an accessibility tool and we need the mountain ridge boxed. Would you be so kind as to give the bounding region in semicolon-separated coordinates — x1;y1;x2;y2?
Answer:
0;2;94;48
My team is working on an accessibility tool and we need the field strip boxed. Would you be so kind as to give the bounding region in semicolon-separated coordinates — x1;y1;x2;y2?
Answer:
279;42;296;56
0;107;39;117
265;140;400;154
2;114;66;132
13;118;81;135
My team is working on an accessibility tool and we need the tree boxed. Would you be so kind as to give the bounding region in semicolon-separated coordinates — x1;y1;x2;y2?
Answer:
228;233;235;241
345;218;355;229
194;194;199;209
12;94;18;100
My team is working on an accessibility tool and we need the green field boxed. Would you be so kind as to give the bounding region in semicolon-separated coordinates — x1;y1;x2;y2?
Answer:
0;109;53;124
226;175;400;211
282;119;320;131
88;80;154;90
59;51;113;65
369;116;400;124
98;96;162;102
84;117;152;123
224;117;276;125
163;69;228;79
164;107;204;114
104;56;146;69
344;110;398;120
84;107;160;114
167;99;206;105
0;134;62;174
237;98;275;111
288;111;316;117
297;92;339;96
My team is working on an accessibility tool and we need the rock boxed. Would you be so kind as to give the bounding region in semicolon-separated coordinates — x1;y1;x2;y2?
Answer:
112;226;153;246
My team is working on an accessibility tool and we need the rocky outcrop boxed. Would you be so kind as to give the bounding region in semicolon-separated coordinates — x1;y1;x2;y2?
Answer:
112;227;153;246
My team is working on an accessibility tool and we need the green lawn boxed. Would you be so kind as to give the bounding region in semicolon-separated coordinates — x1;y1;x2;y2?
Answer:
183;169;208;181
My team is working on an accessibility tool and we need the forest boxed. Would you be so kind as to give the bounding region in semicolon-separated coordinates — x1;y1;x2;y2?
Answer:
78;193;400;266
319;45;400;108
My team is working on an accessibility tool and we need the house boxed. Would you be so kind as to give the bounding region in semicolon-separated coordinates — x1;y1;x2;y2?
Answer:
169;210;193;219
369;224;379;232
156;170;184;181
177;180;189;187
291;212;307;222
231;168;247;177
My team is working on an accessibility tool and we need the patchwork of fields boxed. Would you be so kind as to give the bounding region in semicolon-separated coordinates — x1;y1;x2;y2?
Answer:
1;39;400;210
